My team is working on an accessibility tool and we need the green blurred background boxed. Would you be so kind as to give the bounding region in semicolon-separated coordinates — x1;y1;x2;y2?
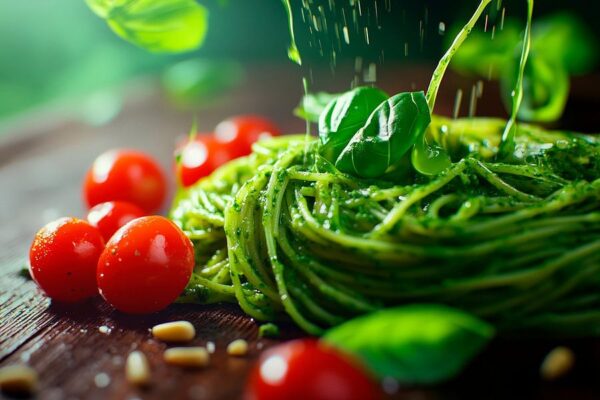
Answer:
0;0;598;130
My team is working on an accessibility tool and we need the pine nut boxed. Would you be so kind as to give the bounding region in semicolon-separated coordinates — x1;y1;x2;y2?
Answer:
98;325;112;335
126;351;151;386
540;346;575;381
164;347;209;368
152;321;195;342
0;365;38;395
227;339;248;357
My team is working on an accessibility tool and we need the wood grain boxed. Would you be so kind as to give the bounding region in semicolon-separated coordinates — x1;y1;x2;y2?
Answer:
1;64;599;400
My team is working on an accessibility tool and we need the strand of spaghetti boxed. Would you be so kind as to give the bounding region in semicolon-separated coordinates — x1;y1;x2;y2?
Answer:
372;160;467;237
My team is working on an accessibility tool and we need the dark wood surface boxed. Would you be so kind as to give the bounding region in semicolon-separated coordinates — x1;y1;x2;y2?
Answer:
1;64;599;400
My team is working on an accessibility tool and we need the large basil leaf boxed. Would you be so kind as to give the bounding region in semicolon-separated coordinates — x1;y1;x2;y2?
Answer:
86;0;208;53
318;86;389;162
335;91;430;179
324;304;494;384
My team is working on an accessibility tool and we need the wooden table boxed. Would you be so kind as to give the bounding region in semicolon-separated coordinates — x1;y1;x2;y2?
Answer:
1;64;599;400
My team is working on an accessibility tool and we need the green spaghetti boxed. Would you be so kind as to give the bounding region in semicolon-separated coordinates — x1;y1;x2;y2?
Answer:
170;0;600;337
171;117;600;336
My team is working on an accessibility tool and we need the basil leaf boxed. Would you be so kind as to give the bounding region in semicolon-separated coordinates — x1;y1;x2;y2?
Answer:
324;304;494;384
86;0;208;53
501;51;570;123
294;91;341;123
335;91;430;179
162;59;244;106
532;13;598;75
319;86;389;162
449;21;521;79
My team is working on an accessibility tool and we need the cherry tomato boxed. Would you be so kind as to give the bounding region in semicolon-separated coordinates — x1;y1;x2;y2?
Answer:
97;216;194;314
177;134;234;187
214;115;280;159
86;201;145;242
245;339;381;400
29;218;105;303
83;149;167;213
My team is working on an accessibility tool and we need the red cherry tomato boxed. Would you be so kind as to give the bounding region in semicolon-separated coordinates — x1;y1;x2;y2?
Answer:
214;115;280;159
97;216;194;314
29;218;105;303
245;339;381;400
177;134;234;188
86;201;145;242
83;150;167;213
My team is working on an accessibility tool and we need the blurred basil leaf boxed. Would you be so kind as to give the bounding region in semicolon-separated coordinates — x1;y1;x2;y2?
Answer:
450;13;598;123
86;0;208;53
294;91;341;123
532;13;598;75
162;59;244;106
319;87;389;162
501;51;570;123
324;304;494;384
336;91;431;178
450;21;521;79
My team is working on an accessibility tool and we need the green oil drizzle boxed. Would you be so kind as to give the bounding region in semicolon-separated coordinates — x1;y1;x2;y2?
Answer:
282;0;302;65
498;0;534;159
414;0;493;175
302;76;311;164
425;0;492;112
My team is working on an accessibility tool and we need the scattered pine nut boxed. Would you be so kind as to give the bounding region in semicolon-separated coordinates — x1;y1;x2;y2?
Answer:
164;347;209;368
227;339;248;357
98;325;112;335
152;321;195;343
0;365;38;395
126;351;151;386
206;341;216;354
540;346;575;381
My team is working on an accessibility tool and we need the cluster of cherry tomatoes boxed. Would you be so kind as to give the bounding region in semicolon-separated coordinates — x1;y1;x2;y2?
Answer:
27;115;382;400
176;115;280;187
28;115;279;313
29;148;193;313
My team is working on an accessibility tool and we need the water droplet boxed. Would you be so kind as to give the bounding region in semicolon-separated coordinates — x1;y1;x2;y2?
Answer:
342;26;350;44
94;372;110;388
438;21;446;35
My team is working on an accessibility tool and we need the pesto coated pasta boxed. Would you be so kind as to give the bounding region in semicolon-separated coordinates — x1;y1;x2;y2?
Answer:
171;117;600;335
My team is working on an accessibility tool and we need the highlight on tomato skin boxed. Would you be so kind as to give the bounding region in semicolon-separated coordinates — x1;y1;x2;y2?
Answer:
214;115;281;159
176;134;235;188
97;216;195;314
29;217;105;303
245;339;382;400
83;149;167;214
87;201;146;242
